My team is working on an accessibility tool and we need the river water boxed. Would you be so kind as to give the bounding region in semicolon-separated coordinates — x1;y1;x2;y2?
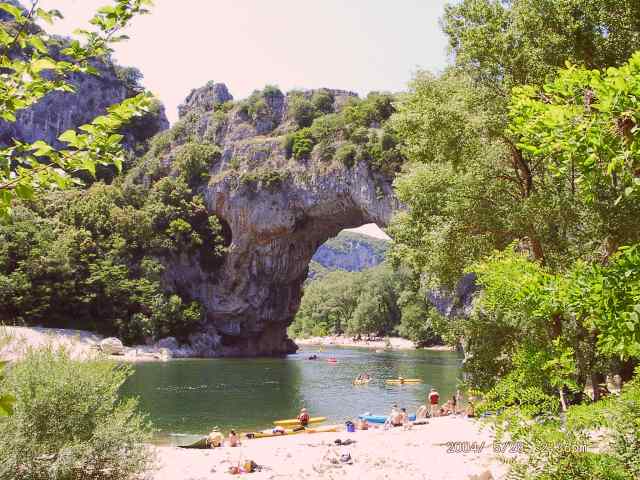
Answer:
121;347;462;445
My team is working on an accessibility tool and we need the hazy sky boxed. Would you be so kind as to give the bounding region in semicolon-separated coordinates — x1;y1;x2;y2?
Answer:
40;0;451;123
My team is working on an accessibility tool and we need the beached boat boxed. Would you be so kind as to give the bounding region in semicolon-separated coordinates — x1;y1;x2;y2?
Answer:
178;437;211;449
358;414;416;424
273;416;326;427
385;378;422;384
246;424;340;439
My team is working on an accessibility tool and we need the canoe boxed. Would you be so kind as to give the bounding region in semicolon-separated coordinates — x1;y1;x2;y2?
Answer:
246;424;340;439
178;437;210;449
305;424;340;434
385;378;422;384
273;416;326;427
359;414;417;424
245;427;306;439
353;379;371;385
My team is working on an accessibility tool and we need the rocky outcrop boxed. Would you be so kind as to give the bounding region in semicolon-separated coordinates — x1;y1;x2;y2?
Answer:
154;83;400;357
309;231;389;279
0;13;169;150
428;273;479;319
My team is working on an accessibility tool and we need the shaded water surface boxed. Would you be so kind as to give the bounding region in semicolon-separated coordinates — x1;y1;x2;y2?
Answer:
121;347;462;444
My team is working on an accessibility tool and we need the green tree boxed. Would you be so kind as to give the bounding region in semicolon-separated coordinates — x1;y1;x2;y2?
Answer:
0;348;152;479
0;0;154;220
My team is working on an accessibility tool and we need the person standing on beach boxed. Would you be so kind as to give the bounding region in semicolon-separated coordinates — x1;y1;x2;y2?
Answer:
455;389;463;414
428;388;440;417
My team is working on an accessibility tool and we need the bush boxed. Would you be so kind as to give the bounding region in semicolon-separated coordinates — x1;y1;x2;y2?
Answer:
290;96;316;128
310;113;344;143
174;143;221;186
0;348;152;480
311;89;334;114
335;142;357;168
284;128;315;160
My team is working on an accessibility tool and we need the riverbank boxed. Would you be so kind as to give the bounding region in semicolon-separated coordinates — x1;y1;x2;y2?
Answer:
149;416;506;480
0;326;169;362
295;335;454;351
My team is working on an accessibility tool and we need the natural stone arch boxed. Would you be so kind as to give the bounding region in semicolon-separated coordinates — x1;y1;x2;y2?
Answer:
160;82;400;356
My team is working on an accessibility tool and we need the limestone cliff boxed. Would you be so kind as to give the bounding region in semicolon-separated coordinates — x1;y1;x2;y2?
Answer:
308;231;389;280
140;82;402;356
0;7;169;151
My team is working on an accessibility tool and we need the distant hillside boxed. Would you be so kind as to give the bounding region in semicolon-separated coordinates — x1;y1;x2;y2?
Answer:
308;231;389;280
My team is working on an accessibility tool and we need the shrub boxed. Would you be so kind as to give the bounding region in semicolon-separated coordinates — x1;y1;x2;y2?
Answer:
240;86;283;122
240;170;289;189
174;143;221;186
311;89;334;114
315;141;336;162
310;113;344;143
335;142;357;168
0;348;152;480
290;96;316;128
285;128;315;160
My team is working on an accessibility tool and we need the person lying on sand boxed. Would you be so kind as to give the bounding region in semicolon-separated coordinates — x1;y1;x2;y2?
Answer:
228;430;240;447
416;404;429;419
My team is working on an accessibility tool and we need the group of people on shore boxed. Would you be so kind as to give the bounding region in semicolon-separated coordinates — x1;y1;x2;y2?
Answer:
418;388;471;418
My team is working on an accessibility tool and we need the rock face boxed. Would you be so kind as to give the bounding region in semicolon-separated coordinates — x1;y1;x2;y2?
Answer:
157;83;400;357
0;36;169;149
309;231;389;280
428;273;479;319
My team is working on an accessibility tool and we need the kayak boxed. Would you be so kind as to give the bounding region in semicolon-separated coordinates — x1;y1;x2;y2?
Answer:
385;378;422;384
359;414;417;424
246;424;340;439
273;416;326;427
245;427;307;439
178;437;210;449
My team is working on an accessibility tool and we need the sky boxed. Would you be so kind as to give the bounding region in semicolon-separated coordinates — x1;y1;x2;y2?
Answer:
38;0;451;239
39;0;451;123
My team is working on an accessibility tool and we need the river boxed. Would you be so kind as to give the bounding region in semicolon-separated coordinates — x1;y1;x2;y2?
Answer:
121;346;463;445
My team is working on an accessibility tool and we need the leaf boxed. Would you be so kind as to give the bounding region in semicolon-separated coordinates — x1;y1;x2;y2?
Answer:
30;58;57;73
0;2;23;20
30;140;53;157
0;393;15;417
14;182;34;200
58;130;78;146
27;36;47;54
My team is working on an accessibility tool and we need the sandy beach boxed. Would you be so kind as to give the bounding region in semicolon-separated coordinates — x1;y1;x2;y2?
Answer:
0;326;168;362
150;416;506;480
295;336;454;352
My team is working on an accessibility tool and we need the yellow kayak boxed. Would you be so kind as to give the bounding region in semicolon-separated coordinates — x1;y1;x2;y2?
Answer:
273;416;327;427
245;427;306;439
245;424;339;439
305;424;340;434
385;378;422;384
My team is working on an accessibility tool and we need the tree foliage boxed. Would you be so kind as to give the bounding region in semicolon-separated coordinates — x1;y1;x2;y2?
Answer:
0;0;154;220
289;263;441;345
0;348;152;480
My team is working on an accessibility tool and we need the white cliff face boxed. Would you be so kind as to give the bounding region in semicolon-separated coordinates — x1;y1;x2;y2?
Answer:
157;83;401;357
0;41;169;149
